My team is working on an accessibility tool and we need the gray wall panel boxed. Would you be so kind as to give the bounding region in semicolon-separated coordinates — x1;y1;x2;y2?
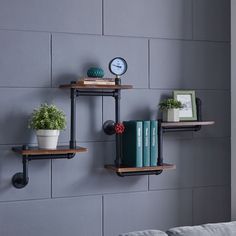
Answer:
150;39;230;90
0;31;50;87
0;0;230;234
0;147;50;202
0;196;102;236
150;138;230;190
52;34;148;88
193;186;231;225
0;88;52;145
119;90;164;121
193;0;230;41
52;89;103;142
193;138;230;187
52;142;148;197
0;88;103;145
149;138;195;190
104;0;192;39
104;190;192;236
0;0;102;34
193;91;230;138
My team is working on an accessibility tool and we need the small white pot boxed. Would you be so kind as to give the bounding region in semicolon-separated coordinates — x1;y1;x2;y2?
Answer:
163;108;180;122
36;130;60;149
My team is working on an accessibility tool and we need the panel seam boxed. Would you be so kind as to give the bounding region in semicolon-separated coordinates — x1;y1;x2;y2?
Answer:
102;195;104;236
148;39;151;89
50;34;53;88
102;0;104;35
192;0;194;40
51;159;53;198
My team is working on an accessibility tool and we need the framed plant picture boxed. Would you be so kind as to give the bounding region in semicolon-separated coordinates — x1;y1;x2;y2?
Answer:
173;90;197;121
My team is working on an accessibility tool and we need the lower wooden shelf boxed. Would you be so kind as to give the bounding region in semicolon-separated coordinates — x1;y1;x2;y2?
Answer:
11;145;87;189
12;145;87;156
60;83;133;90
105;163;176;175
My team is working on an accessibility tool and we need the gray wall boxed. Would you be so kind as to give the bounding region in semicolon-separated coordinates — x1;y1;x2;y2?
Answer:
232;0;236;220
0;0;230;235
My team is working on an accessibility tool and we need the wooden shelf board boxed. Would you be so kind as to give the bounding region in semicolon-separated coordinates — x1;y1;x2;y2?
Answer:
105;163;176;173
12;145;87;155
59;84;133;90
161;121;214;128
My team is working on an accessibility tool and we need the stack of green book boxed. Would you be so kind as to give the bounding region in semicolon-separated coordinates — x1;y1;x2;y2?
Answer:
122;120;158;167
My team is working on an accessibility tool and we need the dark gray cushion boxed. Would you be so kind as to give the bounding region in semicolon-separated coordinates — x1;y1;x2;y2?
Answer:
119;230;168;236
167;221;236;236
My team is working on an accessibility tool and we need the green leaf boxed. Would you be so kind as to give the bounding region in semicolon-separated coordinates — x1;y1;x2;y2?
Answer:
159;98;183;111
29;103;66;130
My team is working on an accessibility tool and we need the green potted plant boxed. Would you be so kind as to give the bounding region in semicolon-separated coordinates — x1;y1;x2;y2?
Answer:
29;104;66;149
159;98;183;122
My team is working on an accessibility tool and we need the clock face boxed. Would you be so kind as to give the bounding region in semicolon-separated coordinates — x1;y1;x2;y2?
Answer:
109;57;127;76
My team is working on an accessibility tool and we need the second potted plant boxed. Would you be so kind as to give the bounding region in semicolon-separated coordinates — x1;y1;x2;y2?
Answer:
29;104;66;149
159;98;183;122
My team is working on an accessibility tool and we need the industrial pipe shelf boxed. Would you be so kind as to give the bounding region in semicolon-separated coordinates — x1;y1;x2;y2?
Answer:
11;145;87;189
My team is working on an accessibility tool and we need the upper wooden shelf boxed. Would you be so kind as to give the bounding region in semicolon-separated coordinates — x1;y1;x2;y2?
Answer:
59;84;133;90
12;145;87;156
105;163;176;173
161;121;215;128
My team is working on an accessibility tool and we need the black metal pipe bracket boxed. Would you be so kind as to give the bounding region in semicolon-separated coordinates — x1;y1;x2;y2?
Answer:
12;156;29;189
12;146;76;189
117;170;163;177
12;172;29;189
163;125;201;133
103;120;116;135
103;96;206;177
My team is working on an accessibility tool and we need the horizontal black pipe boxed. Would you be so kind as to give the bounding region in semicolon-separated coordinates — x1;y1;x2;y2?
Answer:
163;126;201;133
117;170;163;177
26;153;75;161
76;91;115;97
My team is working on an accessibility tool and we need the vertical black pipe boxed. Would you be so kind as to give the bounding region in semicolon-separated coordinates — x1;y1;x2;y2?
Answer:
115;89;122;167
70;87;77;149
115;76;121;85
196;97;202;121
22;156;29;185
22;145;29;185
157;120;163;165
115;91;120;122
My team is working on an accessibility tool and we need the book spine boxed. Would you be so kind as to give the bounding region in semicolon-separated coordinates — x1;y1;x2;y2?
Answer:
136;121;143;167
143;121;150;167
122;121;143;167
77;81;115;85
150;120;158;166
79;77;115;82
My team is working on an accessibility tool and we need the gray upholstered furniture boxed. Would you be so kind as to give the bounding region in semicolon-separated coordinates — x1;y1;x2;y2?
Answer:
119;221;236;236
119;230;168;236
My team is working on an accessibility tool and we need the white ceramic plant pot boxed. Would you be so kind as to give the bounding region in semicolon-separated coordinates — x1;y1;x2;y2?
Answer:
36;130;60;149
163;108;180;122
